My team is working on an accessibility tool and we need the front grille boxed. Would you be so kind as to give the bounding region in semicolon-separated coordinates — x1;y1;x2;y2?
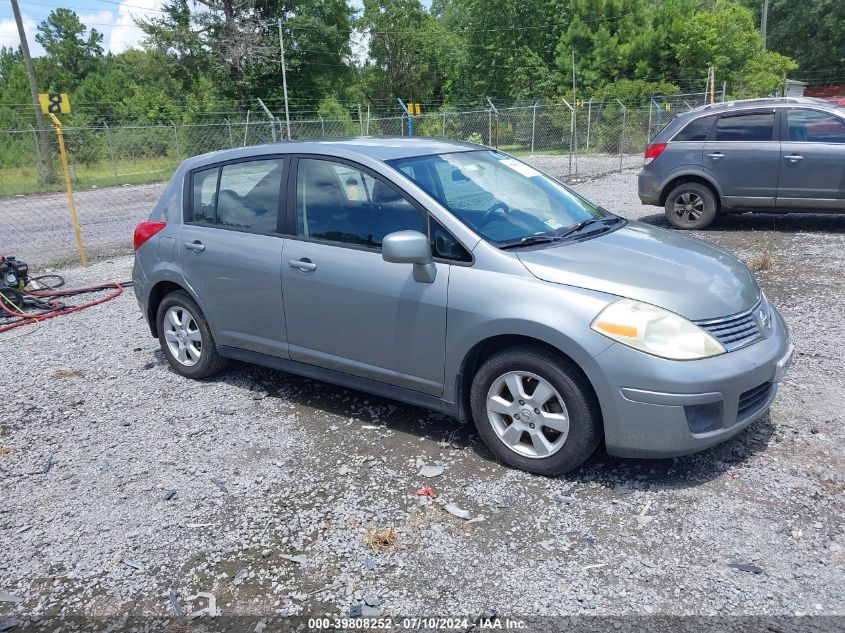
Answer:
695;303;764;352
737;381;773;419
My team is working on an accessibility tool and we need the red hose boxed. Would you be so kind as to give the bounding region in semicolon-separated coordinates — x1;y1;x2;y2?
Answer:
0;282;124;333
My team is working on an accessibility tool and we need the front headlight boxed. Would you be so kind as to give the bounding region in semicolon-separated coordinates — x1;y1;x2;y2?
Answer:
591;298;725;360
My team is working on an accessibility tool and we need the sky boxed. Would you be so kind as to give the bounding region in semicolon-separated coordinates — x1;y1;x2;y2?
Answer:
0;0;170;56
0;0;373;57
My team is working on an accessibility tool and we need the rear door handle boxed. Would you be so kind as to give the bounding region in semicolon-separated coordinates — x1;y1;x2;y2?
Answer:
288;258;316;272
184;241;205;253
706;152;724;159
784;154;803;162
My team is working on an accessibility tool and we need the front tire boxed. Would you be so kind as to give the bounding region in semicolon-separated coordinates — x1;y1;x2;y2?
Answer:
470;346;602;475
156;290;227;379
664;182;718;230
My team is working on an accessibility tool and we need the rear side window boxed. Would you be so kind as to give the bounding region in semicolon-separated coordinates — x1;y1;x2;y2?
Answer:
189;159;284;232
673;115;717;142
787;109;845;143
712;112;775;142
192;168;218;223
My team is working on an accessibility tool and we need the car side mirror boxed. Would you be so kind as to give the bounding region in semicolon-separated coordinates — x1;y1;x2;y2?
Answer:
381;230;436;283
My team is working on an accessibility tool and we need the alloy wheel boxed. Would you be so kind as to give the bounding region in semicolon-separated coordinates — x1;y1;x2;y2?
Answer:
485;371;570;459
163;306;202;367
672;192;705;222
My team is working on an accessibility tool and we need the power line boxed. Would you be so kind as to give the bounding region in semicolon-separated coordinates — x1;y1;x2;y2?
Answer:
15;0;165;13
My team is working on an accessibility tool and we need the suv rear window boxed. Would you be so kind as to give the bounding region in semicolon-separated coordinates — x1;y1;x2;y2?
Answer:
673;115;717;142
712;112;775;142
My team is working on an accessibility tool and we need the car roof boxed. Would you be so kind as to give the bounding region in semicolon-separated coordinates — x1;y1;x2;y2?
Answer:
182;136;482;170
654;97;844;141
678;97;839;119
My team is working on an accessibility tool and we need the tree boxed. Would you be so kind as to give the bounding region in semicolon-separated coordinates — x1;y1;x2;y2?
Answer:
0;46;22;85
674;1;797;97
139;0;260;111
254;1;355;110
765;0;845;81
439;0;568;104
35;8;103;88
556;0;697;96
358;0;451;105
317;96;358;133
139;0;354;115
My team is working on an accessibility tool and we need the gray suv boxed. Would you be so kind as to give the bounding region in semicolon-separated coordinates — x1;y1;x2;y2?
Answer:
639;98;845;229
133;138;792;475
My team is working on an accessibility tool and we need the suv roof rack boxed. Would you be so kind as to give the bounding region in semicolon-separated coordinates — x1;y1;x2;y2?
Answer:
691;97;829;112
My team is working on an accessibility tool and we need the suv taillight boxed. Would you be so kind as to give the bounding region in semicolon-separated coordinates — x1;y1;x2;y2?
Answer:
133;221;166;250
644;142;667;164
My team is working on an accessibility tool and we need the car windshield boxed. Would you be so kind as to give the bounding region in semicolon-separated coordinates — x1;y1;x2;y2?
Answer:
388;150;610;245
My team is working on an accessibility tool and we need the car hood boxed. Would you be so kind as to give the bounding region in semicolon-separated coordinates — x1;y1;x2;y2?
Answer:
516;222;760;320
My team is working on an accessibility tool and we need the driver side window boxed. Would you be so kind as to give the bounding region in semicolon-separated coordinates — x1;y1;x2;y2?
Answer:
296;158;426;249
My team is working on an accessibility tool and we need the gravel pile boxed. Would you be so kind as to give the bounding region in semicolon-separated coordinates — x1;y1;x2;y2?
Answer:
0;171;843;629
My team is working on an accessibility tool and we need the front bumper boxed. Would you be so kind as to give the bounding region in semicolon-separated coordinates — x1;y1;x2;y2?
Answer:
584;306;792;458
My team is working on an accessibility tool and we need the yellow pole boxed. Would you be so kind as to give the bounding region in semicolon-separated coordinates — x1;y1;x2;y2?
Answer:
48;112;87;267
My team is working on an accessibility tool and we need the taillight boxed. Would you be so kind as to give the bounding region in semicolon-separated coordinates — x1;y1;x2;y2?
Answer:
133;221;166;250
644;142;667;164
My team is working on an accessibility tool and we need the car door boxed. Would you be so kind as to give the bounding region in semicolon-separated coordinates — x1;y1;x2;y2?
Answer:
281;156;449;396
179;157;289;357
777;107;845;209
702;109;781;207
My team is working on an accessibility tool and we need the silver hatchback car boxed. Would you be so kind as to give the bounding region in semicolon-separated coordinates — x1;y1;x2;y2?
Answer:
133;138;793;475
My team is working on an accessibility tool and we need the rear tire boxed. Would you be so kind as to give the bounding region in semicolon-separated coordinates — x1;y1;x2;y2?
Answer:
156;290;227;379
664;182;718;230
469;346;602;476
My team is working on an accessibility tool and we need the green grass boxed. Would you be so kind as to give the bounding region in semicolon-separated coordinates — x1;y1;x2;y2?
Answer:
0;156;179;197
503;145;571;157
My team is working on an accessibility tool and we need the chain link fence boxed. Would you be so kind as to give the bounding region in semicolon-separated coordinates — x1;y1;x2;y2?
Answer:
0;96;709;269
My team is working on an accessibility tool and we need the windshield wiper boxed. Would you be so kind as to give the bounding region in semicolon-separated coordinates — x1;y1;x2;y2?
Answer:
499;234;561;250
556;216;619;239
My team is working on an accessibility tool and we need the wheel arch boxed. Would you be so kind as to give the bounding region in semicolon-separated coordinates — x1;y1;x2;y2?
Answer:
146;279;201;337
455;334;603;428
659;173;724;209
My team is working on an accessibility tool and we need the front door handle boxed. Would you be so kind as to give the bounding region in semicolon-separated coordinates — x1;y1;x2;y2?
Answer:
706;152;724;159
184;241;205;253
784;154;804;162
289;258;317;272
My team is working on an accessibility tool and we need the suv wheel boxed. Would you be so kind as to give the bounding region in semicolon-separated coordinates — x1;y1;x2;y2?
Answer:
664;182;717;230
469;346;602;475
156;290;227;379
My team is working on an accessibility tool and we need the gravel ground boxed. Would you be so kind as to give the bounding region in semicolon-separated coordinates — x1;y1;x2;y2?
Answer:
1;169;843;630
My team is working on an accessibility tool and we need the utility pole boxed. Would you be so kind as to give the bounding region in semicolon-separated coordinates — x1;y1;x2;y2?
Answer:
761;0;769;50
277;17;291;140
10;0;50;180
10;0;46;132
